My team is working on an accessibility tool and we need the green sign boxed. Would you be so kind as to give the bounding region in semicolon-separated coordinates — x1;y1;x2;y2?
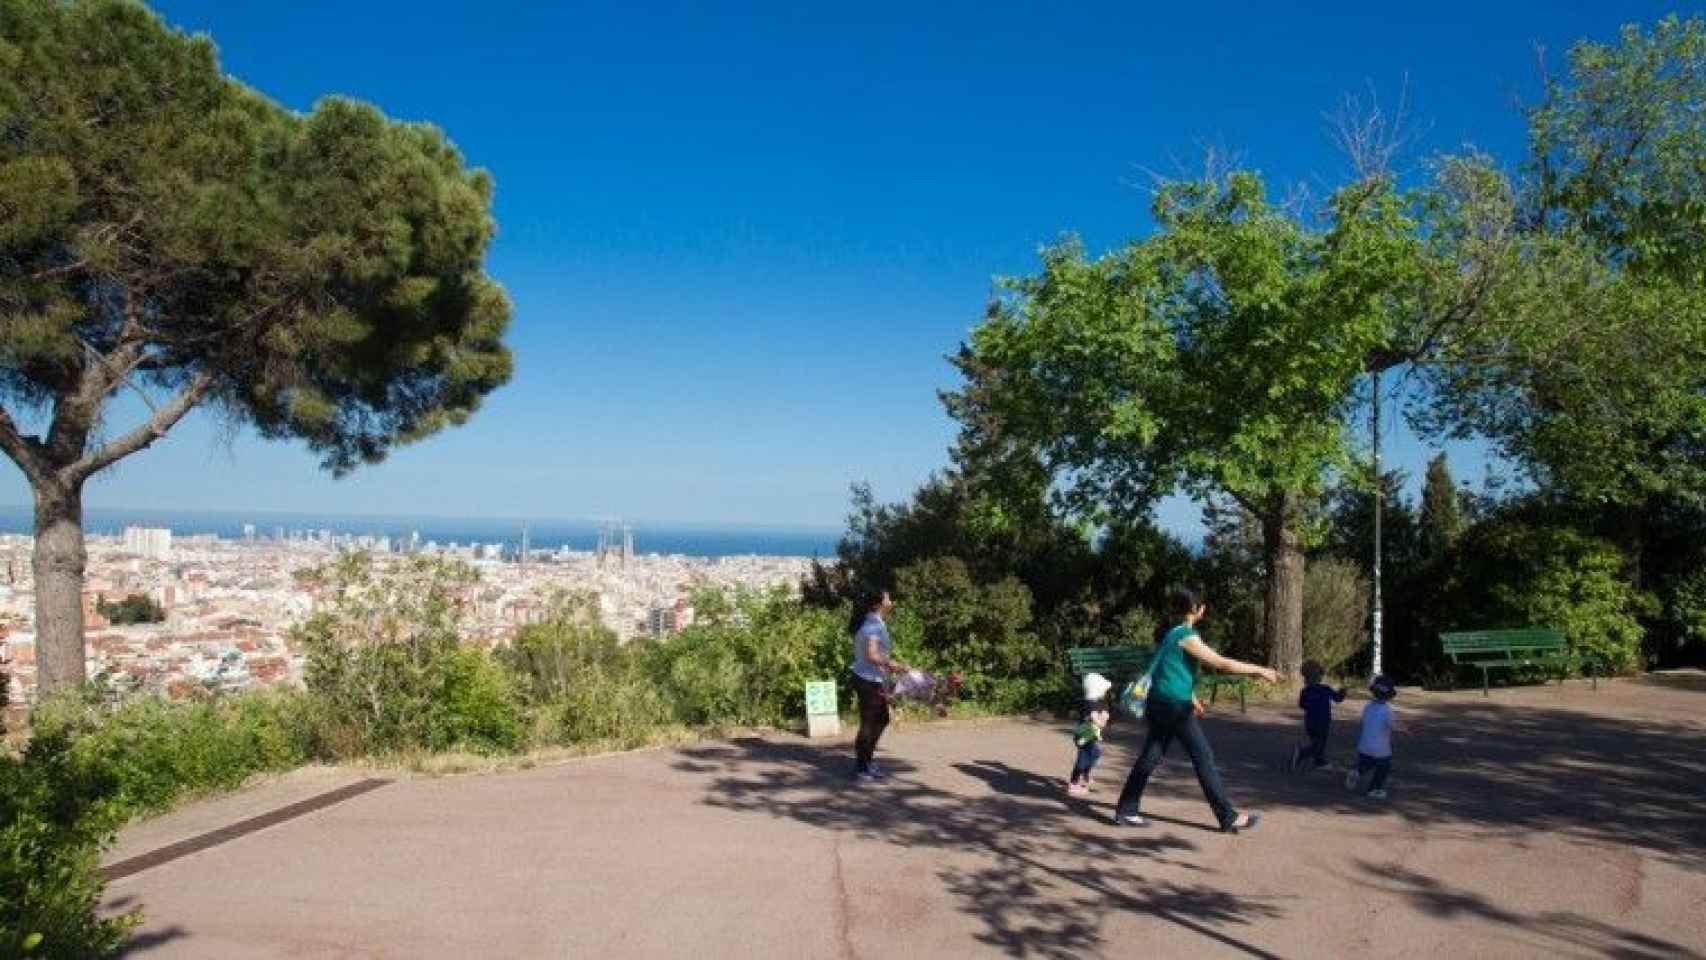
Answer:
805;680;837;716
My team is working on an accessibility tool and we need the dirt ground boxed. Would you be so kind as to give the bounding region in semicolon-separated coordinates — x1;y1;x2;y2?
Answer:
104;674;1706;958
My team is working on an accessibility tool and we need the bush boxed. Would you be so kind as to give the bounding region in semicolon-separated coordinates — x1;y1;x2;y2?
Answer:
1659;567;1706;664
1302;558;1370;676
0;731;137;959
645;589;847;727
298;555;524;754
28;688;315;820
95;593;166;625
1439;521;1650;675
894;556;1051;710
501;622;671;747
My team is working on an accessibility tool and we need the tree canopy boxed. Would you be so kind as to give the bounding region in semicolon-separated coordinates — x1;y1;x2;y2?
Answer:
947;171;1424;675
1421;16;1706;512
0;0;514;691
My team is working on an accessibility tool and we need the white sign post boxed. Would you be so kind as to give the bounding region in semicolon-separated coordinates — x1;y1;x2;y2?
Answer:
805;680;840;738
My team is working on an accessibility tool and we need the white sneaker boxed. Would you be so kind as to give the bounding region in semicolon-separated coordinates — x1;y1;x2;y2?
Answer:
1367;789;1388;800
1114;812;1149;827
1344;769;1361;791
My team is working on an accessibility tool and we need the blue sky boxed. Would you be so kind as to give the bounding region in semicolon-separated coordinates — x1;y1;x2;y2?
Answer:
1;1;1682;533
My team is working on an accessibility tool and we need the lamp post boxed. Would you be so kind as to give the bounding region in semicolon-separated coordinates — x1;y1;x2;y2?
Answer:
1371;368;1384;679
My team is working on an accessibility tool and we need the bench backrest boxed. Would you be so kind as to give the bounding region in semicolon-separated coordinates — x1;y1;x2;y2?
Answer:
1066;645;1153;684
1439;628;1566;661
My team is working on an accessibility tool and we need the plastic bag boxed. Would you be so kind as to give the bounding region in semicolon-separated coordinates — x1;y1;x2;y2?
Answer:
889;669;965;716
1118;670;1153;718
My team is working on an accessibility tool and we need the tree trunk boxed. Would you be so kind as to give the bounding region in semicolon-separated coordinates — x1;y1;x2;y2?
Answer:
32;477;88;696
1261;492;1306;682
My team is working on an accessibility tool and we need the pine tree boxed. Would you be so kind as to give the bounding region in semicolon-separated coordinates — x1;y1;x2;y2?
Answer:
1419;454;1465;559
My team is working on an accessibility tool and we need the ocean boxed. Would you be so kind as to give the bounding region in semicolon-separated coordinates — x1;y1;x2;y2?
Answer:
0;505;843;559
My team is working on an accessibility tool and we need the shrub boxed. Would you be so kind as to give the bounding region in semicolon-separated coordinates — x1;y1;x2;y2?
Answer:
894;557;1050;709
1659;567;1706;662
501;621;669;747
1440;521;1650;675
0;731;137;959
28;688;315;820
298;555;524;754
643;589;847;727
1116;607;1159;647
1302;558;1370;676
95;593;166;626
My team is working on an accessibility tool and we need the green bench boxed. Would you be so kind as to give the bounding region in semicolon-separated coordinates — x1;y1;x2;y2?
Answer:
1066;644;1152;688
1065;645;1250;713
1199;673;1252;713
1439;627;1601;696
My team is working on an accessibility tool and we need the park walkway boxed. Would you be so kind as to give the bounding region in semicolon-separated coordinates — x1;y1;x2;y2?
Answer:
104;677;1706;958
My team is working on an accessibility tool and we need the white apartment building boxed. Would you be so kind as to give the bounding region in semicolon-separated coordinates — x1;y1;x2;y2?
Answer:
122;526;173;560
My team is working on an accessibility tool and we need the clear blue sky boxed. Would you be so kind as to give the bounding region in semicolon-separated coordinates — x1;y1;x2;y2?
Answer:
1;1;1681;532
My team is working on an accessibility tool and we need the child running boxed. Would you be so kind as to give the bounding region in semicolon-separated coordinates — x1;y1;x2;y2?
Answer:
1289;660;1347;772
1346;674;1398;799
1067;672;1113;796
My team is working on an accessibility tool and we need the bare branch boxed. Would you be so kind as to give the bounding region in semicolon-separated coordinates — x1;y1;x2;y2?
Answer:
1326;76;1426;181
65;371;215;481
1130;140;1246;198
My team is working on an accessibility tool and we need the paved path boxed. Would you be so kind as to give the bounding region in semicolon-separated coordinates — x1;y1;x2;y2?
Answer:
104;677;1706;958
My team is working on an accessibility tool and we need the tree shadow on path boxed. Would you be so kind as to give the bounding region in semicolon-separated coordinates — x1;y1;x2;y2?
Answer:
1351;860;1703;960
673;737;1283;959
1185;693;1706;872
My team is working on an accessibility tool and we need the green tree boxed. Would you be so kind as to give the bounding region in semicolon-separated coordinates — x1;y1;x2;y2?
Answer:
805;474;1100;617
1440;518;1650;674
893;556;1044;706
1320;467;1421;578
1301;557;1371;676
948;170;1423;678
0;0;513;694
1417;453;1466;560
1421;17;1706;579
94;592;164;625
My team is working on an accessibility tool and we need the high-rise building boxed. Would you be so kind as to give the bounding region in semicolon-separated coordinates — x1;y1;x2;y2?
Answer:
520;525;530;569
242;523;256;544
122;526;173;560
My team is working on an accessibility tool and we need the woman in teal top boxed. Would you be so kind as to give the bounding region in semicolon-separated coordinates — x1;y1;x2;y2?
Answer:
1114;588;1278;833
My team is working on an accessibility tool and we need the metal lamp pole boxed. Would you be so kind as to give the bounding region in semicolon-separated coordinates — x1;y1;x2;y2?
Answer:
1371;368;1384;679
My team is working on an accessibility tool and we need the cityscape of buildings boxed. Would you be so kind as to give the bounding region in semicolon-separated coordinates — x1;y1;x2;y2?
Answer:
0;523;815;710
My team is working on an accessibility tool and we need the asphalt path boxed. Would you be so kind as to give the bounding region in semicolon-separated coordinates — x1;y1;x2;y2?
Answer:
104;676;1706;958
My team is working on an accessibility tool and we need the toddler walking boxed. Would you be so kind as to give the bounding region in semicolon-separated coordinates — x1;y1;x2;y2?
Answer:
1346;674;1398;799
1290;660;1346;772
1067;672;1113;796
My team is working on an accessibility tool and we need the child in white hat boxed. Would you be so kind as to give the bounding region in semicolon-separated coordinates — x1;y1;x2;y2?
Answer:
1067;672;1114;796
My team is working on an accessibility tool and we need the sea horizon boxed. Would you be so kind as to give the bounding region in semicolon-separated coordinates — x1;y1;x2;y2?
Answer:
0;504;844;559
